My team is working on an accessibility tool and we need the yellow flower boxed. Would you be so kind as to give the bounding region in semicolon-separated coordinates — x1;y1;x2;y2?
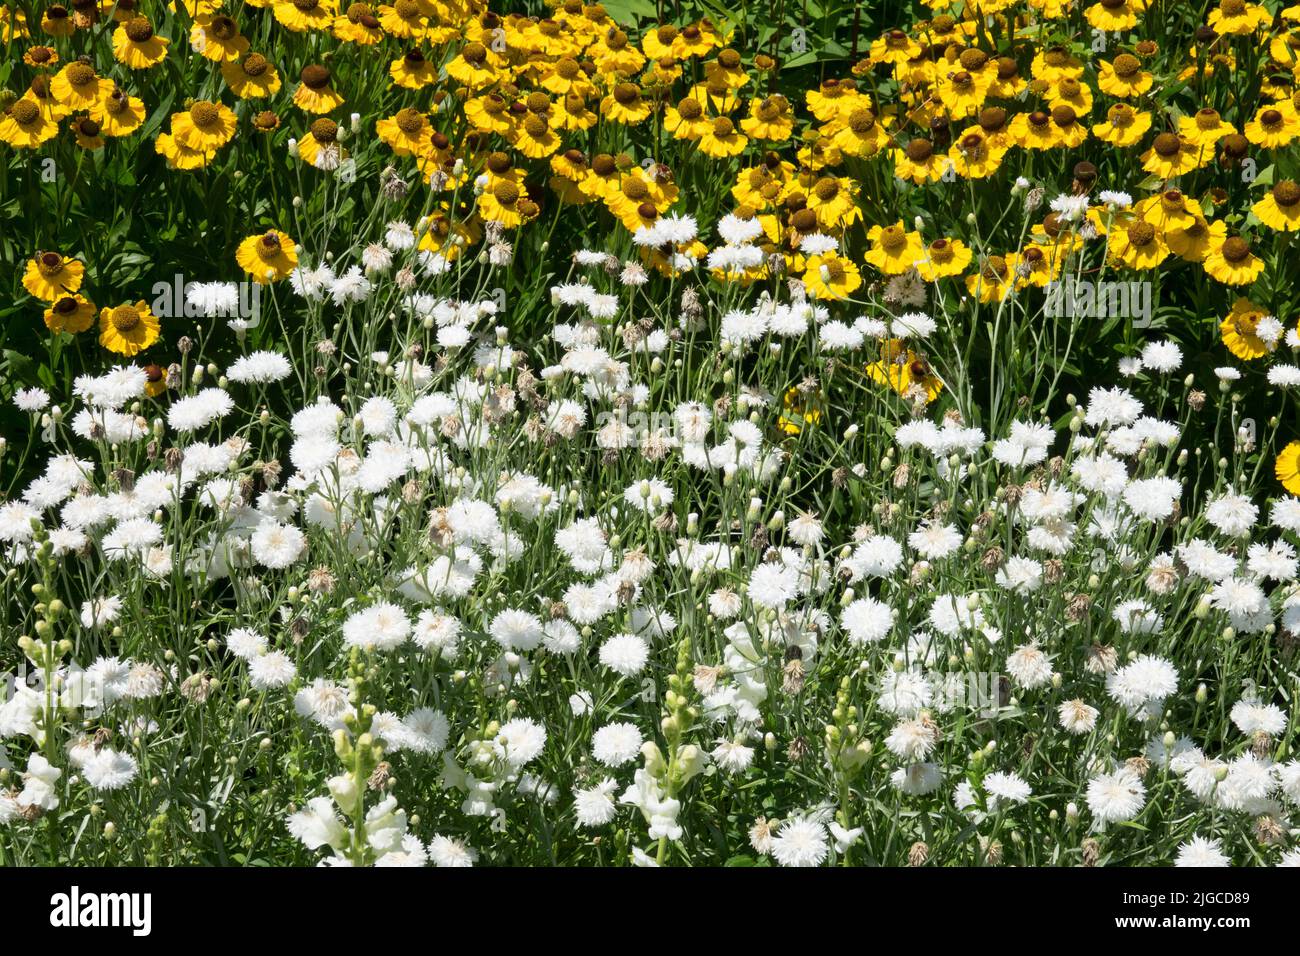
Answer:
1093;103;1152;147
156;132;210;170
1109;220;1169;271
236;231;299;283
1141;133;1198;178
802;253;861;300
778;387;821;436
664;96;711;141
0;98;58;148
914;238;973;281
1138;189;1204;231
222;53;283;99
966;255;1015;303
1085;0;1139;32
478;180;532;229
697;116;747;158
936;70;990;119
333;3;384;43
192;14;250;62
705;49;749;90
1253;180;1300;230
1276;441;1300;495
1204;230;1265;285
71;115;104;150
172;101;238;152
1030;46;1085;84
1207;0;1271;34
867;339;943;403
23;252;84;301
23;45;59;68
869;29;921;65
865;222;924;275
1178;108;1234;148
273;0;338;33
41;4;75;37
445;41;503;88
601;83;652;124
1097;53;1153;97
293;65;345;114
1011;110;1066;150
1167;217;1214;261
44;293;97;334
112;17;169;69
377;0;428;38
52;62;112;110
298;118;348;169
741;96;794;141
1220;297;1272;358
1244;104;1300;148
949;128;1006;178
99;301;160;356
513;113;561;159
551;94;597;133
893;138;947;184
91;86;147;136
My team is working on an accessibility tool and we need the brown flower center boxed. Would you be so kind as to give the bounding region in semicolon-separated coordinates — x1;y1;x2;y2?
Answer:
1195;108;1221;130
124;16;153;42
493;181;520;206
1153;133;1181;156
11;100;41;126
395;108;425;134
1127;222;1156;247
110;305;141;332
1221;237;1250;262
66;62;97;88
462;42;487;65
717;48;741;69
241;53;269;77
1274;180;1300;207
1112;54;1140;78
905;138;934;162
189;101;220;129
711;116;734;137
301;65;330;89
613;82;640;105
310;118;338;142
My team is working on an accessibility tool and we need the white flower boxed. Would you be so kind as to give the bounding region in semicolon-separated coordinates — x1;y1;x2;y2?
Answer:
1175;835;1230;867
592;722;643;767
768;818;829;867
599;633;649;677
1086;768;1146;823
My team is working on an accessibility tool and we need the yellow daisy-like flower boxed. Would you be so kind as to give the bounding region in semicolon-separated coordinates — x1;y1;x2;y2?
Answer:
99;301;160;357
778;387;822;436
869;29;921;66
156;132;211;171
273;0;338;33
298;118;348;169
112;17;169;68
1109;220;1169;271
52;62;112;110
222;53;283;99
377;107;432;155
601;83;653;125
478;180;532;229
1178;108;1234;148
1207;0;1271;35
1141;133;1199;178
1204;231;1265;285
390;49;438;89
966;255;1015;303
1097;54;1153;98
1220;297;1272;359
91;86;147;136
71;115;104;150
0;98;58;148
949;128;1007;179
697;117;747;158
1244;104;1300;148
802;253;861;300
914;238;973;281
741;95;794;142
1276;441;1300;495
192;14;250;62
1253;180;1300;230
893;138;948;184
935;69;990;119
44;293;97;334
23;45;59;68
867;339;943;403
333;3;385;43
513;112;562;159
1011;110;1065;151
293;65;345;114
1167;216;1214;261
41;4;75;37
236;231;299;283
23;252;85;301
1093;103;1152;147
865;222;924;275
445;41;502;88
172;101;238;152
1030;46;1085;84
1085;0;1139;32
377;0;428;38
1138;189;1204;231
